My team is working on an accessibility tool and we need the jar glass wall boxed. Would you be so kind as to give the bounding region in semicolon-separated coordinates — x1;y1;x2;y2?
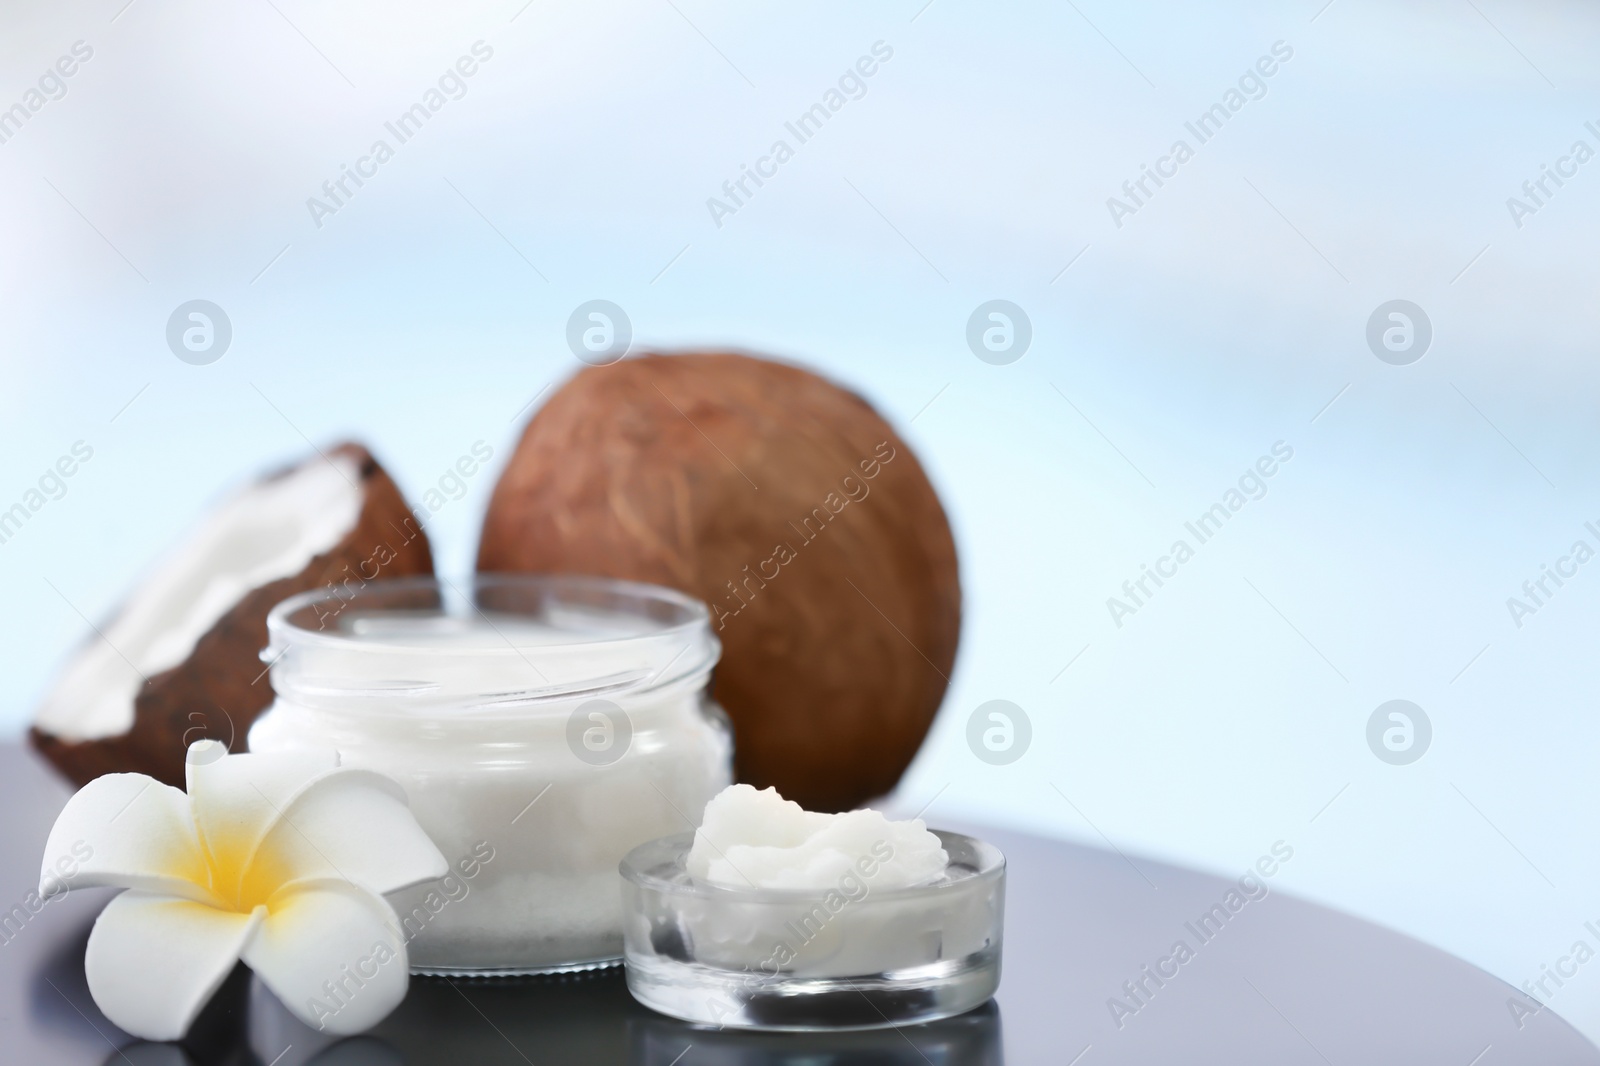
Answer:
248;574;732;975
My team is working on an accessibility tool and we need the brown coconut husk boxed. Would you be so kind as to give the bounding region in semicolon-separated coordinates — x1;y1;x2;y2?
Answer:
477;353;960;812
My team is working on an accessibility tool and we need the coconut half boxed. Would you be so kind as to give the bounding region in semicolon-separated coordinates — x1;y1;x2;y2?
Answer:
31;443;434;787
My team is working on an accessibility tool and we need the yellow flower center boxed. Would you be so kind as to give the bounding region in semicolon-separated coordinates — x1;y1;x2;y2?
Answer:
229;843;292;913
195;829;293;913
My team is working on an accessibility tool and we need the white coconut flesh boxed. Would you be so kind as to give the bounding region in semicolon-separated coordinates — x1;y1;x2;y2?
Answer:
34;456;365;741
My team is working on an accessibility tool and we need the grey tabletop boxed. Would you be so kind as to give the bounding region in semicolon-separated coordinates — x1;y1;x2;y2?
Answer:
0;743;1591;1066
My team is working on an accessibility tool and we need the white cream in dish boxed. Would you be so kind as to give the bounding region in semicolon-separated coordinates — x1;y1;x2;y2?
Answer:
619;789;1006;1029
687;784;947;890
662;785;983;979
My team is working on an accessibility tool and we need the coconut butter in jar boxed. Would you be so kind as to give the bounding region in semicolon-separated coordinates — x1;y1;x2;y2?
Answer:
248;574;731;975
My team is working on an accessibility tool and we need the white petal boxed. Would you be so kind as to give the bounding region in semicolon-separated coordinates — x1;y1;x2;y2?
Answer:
248;769;447;896
41;774;212;903
185;741;339;885
243;881;410;1035
85;891;262;1041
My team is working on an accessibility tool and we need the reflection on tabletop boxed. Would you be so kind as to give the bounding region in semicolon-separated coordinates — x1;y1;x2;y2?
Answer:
26;907;1002;1066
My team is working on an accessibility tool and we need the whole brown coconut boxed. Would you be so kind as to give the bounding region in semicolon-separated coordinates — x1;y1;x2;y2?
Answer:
477;353;960;812
31;443;434;788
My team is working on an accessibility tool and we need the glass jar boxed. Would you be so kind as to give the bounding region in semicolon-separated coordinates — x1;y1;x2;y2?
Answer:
247;574;731;975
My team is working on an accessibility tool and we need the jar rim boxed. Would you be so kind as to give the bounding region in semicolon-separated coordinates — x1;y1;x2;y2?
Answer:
263;573;719;712
268;573;711;651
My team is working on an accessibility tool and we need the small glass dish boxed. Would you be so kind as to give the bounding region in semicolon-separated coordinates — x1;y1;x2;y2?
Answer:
619;830;1004;1031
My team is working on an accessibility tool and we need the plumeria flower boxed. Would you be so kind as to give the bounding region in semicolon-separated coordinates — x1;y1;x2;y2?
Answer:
39;739;447;1040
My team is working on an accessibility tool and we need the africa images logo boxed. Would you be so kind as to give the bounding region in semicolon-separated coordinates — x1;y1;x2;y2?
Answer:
705;41;894;228
1105;41;1293;228
305;42;495;229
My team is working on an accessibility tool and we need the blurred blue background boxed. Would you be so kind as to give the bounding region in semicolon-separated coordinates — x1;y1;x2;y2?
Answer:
3;0;1599;1042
